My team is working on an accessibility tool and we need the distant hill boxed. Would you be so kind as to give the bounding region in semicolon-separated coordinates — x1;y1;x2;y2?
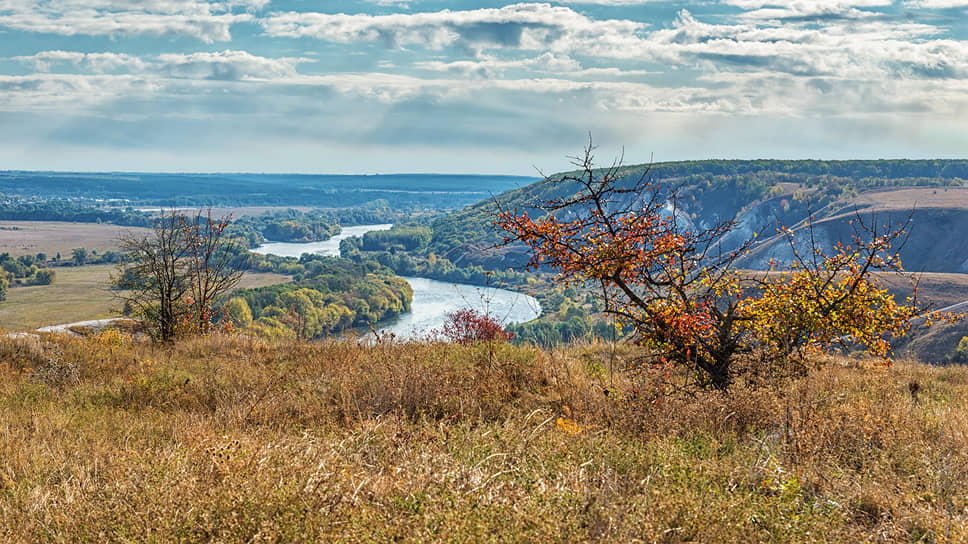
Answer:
427;158;968;364
0;172;537;210
430;158;968;274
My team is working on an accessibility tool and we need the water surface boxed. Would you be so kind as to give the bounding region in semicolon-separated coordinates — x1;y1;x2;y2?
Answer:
252;224;393;258
379;277;540;339
251;225;541;339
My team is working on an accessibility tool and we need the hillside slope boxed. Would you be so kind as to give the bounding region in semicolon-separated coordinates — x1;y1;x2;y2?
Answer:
431;159;968;274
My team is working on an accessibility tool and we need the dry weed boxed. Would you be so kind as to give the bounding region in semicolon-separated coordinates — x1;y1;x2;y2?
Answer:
0;334;965;542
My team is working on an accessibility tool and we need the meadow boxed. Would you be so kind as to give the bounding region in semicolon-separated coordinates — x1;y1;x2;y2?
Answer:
0;221;150;258
0;265;289;330
0;332;965;542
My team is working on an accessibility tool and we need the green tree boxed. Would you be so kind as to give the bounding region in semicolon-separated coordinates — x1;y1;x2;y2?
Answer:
71;248;87;266
223;297;253;329
28;269;55;286
952;336;968;363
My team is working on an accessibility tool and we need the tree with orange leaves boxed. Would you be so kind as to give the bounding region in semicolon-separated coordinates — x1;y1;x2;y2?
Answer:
498;141;933;390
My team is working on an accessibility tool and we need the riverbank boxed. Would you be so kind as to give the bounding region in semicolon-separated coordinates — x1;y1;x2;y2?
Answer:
251;224;393;259
378;276;540;338
252;226;541;338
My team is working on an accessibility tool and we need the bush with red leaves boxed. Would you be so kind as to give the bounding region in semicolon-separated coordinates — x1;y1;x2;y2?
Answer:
439;308;514;345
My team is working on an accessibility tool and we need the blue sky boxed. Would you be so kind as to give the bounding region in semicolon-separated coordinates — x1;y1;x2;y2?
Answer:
1;0;966;174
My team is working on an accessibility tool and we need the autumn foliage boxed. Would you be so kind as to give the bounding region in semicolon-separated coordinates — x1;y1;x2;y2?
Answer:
498;142;938;390
746;216;928;373
439;307;514;345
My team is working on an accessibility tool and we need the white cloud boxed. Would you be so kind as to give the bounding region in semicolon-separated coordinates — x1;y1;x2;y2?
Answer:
0;73;157;111
723;0;892;9
904;0;968;7
554;0;669;4
1;0;967;171
14;49;313;81
261;3;645;53
0;0;262;42
156;50;309;80
14;50;146;72
414;52;581;77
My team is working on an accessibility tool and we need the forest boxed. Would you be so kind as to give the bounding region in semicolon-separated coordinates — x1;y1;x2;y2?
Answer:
227;207;398;248
230;256;412;340
0;172;534;209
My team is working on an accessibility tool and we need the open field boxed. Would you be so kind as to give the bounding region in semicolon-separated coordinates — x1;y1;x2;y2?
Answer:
0;265;289;330
880;271;968;309
0;334;965;542
0;220;150;258
850;187;968;212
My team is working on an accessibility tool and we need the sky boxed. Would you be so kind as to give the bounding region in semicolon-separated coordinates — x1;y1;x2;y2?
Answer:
0;0;967;174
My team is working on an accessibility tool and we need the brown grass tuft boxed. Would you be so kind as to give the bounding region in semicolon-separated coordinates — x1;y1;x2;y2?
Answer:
0;333;966;542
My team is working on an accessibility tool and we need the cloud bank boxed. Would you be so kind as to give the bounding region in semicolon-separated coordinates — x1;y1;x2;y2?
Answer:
0;1;965;172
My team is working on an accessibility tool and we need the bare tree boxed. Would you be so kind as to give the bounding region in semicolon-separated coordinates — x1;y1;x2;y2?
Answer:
185;210;246;334
113;209;245;341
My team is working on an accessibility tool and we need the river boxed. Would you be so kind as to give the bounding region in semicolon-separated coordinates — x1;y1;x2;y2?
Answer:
380;277;540;339
250;224;394;258
251;225;541;338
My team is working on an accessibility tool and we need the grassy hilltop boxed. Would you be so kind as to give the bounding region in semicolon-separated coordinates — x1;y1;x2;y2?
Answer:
1;331;967;542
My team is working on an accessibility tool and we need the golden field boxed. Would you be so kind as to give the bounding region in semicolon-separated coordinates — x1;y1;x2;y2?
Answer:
0;265;290;331
0;332;965;542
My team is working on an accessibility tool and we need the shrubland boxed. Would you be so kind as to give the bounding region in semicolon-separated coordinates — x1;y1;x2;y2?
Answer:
1;330;967;542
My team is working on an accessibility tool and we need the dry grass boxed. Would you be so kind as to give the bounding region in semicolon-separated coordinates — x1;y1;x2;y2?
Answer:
0;221;150;258
850;188;968;212
0;333;966;542
0;265;290;330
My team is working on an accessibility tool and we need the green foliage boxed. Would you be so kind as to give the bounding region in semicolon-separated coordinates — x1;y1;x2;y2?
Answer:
361;226;431;251
26;268;54;286
950;336;968;364
71;248;87;266
0;252;56;287
508;317;590;348
234;257;413;338
226;207;399;248
1;258;27;277
0;198;153;226
222;297;253;329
